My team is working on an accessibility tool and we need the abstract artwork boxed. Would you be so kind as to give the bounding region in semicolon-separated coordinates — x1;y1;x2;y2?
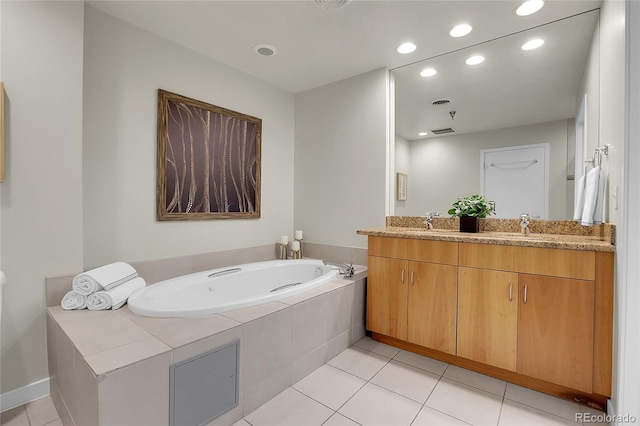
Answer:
157;90;261;220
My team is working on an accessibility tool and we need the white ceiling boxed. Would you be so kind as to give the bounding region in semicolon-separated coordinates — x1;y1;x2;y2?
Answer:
88;0;601;139
89;0;602;94
393;9;599;140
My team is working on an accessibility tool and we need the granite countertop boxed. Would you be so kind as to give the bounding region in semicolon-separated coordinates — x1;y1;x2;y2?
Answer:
357;217;615;252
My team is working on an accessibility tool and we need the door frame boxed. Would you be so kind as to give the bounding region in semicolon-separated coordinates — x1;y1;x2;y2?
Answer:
480;142;550;220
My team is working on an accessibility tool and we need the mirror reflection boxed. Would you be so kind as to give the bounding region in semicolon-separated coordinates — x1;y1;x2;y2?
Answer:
392;9;599;220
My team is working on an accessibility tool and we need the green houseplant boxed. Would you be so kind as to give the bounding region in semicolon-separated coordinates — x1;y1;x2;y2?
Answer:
448;194;496;233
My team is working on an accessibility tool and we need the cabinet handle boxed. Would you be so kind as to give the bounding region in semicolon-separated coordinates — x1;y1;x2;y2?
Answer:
524;284;528;304
509;282;513;302
411;270;415;285
401;268;405;284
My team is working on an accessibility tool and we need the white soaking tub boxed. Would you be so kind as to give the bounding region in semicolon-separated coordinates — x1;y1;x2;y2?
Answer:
127;259;339;317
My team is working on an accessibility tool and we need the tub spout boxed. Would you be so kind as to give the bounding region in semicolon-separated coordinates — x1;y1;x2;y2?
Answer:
322;261;355;278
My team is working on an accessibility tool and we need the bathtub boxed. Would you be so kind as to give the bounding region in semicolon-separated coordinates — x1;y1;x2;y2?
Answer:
127;259;340;317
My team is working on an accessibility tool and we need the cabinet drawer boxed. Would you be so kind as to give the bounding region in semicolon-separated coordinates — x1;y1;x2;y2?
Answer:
514;247;595;280
368;236;458;265
459;243;515;271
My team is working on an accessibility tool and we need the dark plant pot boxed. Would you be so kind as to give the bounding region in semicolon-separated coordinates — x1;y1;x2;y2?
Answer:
459;215;479;233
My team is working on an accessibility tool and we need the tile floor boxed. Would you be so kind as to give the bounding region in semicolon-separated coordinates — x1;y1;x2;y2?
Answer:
0;396;61;426
1;336;608;426
234;337;608;426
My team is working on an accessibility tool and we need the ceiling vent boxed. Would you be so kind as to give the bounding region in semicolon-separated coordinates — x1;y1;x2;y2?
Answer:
430;127;456;135
432;99;451;107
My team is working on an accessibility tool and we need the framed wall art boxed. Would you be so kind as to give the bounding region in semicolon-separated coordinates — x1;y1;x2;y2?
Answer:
397;172;407;201
157;89;262;220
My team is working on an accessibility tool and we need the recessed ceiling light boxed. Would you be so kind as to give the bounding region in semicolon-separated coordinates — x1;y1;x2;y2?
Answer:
516;0;544;16
254;44;278;56
420;68;437;77
466;55;485;65
522;39;544;50
418;132;428;136
397;42;417;54
450;24;472;38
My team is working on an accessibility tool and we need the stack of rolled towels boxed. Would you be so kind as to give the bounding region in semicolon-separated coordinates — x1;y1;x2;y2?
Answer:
61;262;146;311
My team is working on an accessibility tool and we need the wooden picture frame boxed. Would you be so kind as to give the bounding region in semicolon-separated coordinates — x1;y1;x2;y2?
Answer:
0;82;5;182
157;89;262;220
397;172;407;201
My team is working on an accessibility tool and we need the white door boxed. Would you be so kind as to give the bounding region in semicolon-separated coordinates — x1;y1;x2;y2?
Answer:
481;144;549;219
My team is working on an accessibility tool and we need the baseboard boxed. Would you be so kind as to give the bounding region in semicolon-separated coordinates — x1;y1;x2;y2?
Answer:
0;378;50;413
607;399;615;425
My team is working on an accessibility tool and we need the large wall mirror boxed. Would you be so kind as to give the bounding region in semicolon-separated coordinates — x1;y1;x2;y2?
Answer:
392;9;599;220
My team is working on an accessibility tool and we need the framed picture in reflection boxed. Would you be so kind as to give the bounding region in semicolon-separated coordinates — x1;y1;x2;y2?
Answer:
397;172;407;201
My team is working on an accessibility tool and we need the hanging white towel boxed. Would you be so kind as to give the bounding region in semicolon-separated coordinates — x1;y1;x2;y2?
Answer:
581;166;604;226
61;291;87;310
72;262;138;296
87;277;146;310
573;174;587;221
593;167;606;225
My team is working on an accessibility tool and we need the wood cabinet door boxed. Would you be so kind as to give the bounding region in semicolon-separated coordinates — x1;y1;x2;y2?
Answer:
407;262;458;354
517;274;595;393
457;267;519;371
366;256;408;340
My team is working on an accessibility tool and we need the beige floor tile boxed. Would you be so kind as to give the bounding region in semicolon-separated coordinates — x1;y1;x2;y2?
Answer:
0;405;29;426
425;378;503;425
504;384;582;422
25;396;59;426
412;406;471;425
327;347;389;381
498;399;578;425
244;388;333;426
370;360;440;403
338;383;422;426
293;364;365;410
353;336;400;359
393;350;448;376
443;365;507;397
322;413;360;426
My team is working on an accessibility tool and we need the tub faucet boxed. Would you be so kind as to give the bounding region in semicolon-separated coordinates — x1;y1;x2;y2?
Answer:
323;261;355;278
424;212;440;230
520;213;531;236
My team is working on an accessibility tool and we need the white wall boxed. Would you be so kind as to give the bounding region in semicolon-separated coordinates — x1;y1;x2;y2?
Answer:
0;1;84;394
394;135;410;215
294;68;388;249
615;1;640;422
401;120;570;219
83;7;295;266
576;12;601;174
599;0;625;225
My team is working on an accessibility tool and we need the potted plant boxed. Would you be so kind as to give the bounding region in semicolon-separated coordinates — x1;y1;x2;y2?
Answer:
448;194;496;233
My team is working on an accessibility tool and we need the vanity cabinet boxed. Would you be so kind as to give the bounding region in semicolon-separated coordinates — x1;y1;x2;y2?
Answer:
367;237;457;354
364;234;614;407
459;243;597;392
457;267;519;371
517;274;595;393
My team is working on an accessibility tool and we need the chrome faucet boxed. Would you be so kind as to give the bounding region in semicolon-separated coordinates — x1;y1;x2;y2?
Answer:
424;212;440;230
323;261;355;278
520;213;531;236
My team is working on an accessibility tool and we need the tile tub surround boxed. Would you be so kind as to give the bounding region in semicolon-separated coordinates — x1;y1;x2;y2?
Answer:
46;272;367;425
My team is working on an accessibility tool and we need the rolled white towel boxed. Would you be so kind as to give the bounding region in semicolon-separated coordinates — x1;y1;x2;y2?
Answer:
61;291;87;310
72;262;138;296
87;277;146;311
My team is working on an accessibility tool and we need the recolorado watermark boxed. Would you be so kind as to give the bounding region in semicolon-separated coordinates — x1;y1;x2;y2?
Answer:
576;413;637;423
